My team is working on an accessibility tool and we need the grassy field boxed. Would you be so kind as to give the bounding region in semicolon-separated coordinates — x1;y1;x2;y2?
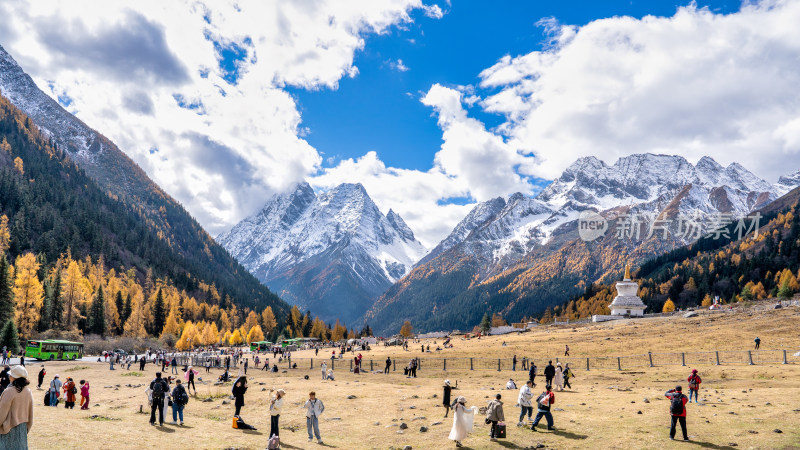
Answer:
28;307;800;449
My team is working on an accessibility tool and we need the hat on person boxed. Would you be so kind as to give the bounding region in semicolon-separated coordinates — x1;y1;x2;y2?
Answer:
54;374;60;378
8;365;27;379
675;385;682;391
457;396;466;404
444;379;451;386
691;369;698;373
276;389;286;396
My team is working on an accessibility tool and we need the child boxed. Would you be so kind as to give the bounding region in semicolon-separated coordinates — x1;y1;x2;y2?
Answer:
80;380;90;410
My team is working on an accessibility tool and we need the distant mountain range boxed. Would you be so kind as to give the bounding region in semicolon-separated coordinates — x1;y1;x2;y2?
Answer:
218;182;425;324
0;44;287;314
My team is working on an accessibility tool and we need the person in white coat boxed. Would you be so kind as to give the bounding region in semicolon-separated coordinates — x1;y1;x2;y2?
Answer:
517;380;534;425
448;396;475;447
554;363;564;391
268;389;284;439
303;391;325;444
320;362;327;381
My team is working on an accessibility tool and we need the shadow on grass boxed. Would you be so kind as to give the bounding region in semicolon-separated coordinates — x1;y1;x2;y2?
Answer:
154;426;175;433
497;441;526;449
242;429;262;435
687;441;737;450
552;429;588;440
280;443;311;449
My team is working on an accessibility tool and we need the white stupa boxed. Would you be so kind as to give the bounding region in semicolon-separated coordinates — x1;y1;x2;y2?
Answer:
609;264;646;317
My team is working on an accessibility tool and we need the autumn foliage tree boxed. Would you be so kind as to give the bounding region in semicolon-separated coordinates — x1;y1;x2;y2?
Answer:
399;320;413;338
12;253;43;337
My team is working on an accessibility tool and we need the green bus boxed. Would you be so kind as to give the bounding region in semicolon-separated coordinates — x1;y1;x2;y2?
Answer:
25;340;84;361
249;341;271;351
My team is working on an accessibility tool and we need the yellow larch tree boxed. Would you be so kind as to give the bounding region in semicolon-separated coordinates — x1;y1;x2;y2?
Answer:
247;325;265;344
12;253;44;336
261;306;277;334
244;310;259;332
161;309;180;337
662;298;676;313
0;215;9;255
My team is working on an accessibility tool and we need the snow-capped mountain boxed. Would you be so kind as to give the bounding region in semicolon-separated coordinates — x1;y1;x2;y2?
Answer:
218;182;426;324
367;153;800;335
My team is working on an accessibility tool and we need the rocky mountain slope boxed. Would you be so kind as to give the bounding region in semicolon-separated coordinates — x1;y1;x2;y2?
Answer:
0;44;287;314
218;182;426;324
366;153;800;334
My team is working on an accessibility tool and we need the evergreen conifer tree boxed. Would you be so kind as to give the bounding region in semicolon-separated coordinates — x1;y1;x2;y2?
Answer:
152;288;166;336
50;269;63;329
0;319;19;354
123;293;132;324
39;277;52;332
480;312;491;333
0;256;13;327
88;285;106;336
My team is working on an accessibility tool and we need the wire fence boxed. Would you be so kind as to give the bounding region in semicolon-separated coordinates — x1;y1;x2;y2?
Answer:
246;348;797;373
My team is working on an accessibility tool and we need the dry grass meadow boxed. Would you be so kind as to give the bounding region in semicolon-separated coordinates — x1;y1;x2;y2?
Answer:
28;307;800;449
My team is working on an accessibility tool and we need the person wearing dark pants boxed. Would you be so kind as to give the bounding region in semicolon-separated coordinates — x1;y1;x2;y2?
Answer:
754;337;760;350
442;380;452;417
512;355;517;371
139;357;146;371
385;357;391;374
528;363;537;387
665;386;689;441
149;372;169;426
232;376;247;417
544;361;555;387
268;388;284;438
531;385;555;431
486;394;505;441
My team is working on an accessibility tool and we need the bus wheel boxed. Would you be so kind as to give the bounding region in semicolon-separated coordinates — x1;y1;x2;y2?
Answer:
72;355;77;360
49;355;54;361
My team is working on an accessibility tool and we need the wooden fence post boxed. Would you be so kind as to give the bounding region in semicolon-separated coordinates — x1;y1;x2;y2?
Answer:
783;350;788;365
470;358;473;371
310;358;313;369
681;353;685;366
393;359;395;372
497;359;501;371
715;351;720;365
370;360;374;371
332;359;335;370
586;357;590;371
748;350;754;365
617;357;621;371
444;359;447;371
648;352;653;367
349;359;353;371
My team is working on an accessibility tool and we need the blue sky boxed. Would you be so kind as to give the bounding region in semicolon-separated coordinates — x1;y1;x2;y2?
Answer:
290;0;738;172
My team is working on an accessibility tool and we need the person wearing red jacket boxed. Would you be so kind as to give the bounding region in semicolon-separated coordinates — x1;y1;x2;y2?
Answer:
687;369;702;403
665;386;689;441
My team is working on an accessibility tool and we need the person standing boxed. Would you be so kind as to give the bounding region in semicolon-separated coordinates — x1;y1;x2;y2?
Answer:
48;375;62;407
171;356;178;375
485;394;505;441
148;372;169;426
448;396;475;448
517;380;533;426
553;363;564;391
79;380;90;410
18;356;23;367
442;380;452;417
184;366;198;395
754;337;761;350
62;377;76;409
512;355;517;371
303;391;325;444
687;370;702;403
0;367;10;395
411;358;417;378
232;376;247;417
544;361;555;387
243;358;248;375
528;362;537;387
665;386;689;441
268;389;284;439
531;385;555;431
385;357;391;374
564;345;570;357
320;362;327;380
36;367;45;390
171;379;188;425
139;356;147;372
0;365;34;449
563;363;574;390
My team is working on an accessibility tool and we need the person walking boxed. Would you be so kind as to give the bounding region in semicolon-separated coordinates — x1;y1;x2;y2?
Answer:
171;379;188;425
687;370;702;403
754;337;761;350
303;391;325;444
512;355;517;371
243;358;248;375
486;394;505;441
385;357;391;374
531;385;555;431
48;375;62;407
169;356;177;375
563;363;574;389
320;362;327;380
62;377;76;409
184;366;198;395
517;380;534;426
544;361;555;386
448;396;475;447
553;363;564;391
442;380;452;417
148;372;169;426
36;367;45;390
268;388;284;439
528;362;537;387
665;386;689;440
79;380;90;410
564;345;570;357
139;356;147;371
0;366;34;449
232;376;247;417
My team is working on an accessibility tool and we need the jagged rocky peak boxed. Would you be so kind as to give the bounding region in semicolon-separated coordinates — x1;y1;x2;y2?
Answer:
387;209;416;241
776;169;800;195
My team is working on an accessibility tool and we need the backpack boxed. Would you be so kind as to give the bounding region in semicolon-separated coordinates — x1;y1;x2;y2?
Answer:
71;385;77;395
44;391;50;406
537;392;550;407
267;434;281;449
670;394;685;415
152;380;165;399
688;375;700;389
175;387;189;405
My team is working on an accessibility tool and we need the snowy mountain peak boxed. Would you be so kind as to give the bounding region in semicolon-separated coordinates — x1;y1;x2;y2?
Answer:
387;209;416;241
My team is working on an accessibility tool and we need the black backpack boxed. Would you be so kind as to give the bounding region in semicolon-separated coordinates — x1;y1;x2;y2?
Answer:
175;387;189;405
152;380;165;399
670;394;684;415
